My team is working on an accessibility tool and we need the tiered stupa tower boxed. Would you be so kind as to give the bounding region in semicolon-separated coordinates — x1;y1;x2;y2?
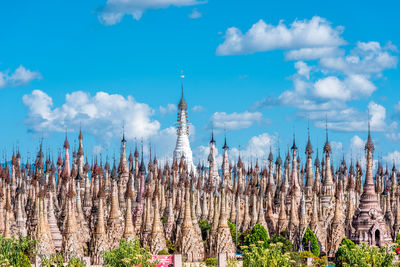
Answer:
351;122;391;246
173;75;195;172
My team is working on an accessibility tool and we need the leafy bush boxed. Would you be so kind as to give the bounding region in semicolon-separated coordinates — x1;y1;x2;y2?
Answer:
157;249;169;255
396;233;400;245
204;257;218;266
243;223;269;248
334;240;394;267
41;253;64;267
0;235;36;267
227;221;240;246
267;235;293;253
103;239;157;267
302;227;320;257
67;255;87;267
166;239;177;254
199;219;211;241
242;242;292;267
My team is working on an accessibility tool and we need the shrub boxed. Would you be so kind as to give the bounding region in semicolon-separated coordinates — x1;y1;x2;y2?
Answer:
267;235;293;253
244;223;269;248
334;241;394;267
0;235;36;267
242;243;292;267
103;239;157;267
199;219;211;241
67;255;86;267
227;221;240;246
166;240;177;254
302;227;320;257
157;249;169;255
204;257;218;266
396;233;400;245
41;253;63;267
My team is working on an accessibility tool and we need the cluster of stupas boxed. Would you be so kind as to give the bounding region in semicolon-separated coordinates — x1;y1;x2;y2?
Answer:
0;89;396;264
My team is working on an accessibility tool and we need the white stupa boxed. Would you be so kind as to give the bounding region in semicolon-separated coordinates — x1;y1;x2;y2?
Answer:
173;78;196;172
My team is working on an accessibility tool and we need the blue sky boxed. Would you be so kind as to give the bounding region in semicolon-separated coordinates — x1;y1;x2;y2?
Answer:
0;0;399;167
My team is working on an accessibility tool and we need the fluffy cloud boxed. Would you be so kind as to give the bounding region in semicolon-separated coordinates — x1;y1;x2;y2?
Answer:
193;144;222;166
23;90;161;142
294;61;311;79
210;111;264;130
229;133;275;165
312;101;396;132
188;8;201;19
98;0;204;25
192;105;205;112
0;65;41;89
349;135;365;156
159;103;177;115
384;151;400;166
216;16;345;55
320;41;398;75
285;47;343;60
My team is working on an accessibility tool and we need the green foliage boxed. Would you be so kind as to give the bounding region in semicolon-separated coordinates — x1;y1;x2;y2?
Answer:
198;219;211;241
103;239;158;267
41;253;86;267
334;241;394;267
157;249;169;255
267;234;293;253
396;233;400;245
41;253;64;267
242;242;292;267
227;221;240;245
302;227;320;257
67;255;86;267
243;223;269;248
0;235;36;267
166;239;177;254
204;257;218;266
161;216;167;225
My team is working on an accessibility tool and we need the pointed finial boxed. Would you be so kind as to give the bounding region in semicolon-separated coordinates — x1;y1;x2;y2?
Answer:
210;128;215;144
222;129;228;150
178;71;188;110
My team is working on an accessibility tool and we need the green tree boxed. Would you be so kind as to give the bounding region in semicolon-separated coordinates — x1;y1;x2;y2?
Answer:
198;219;211;241
242;242;292;267
244;223;269;248
334;240;394;267
302;227;320;257
227;221;240;247
0;235;36;267
267;234;293;253
103;239;158;267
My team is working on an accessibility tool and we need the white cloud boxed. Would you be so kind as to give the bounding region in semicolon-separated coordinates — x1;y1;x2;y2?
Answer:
159;103;177;115
319;41;397;75
313;76;350;101
285;47;343;60
193;144;222;166
313;101;396;132
216;16;345;55
384;151;400;167
0;65;41;89
349;135;364;156
294;61;311;79
92;145;103;155
23;90;161;142
192;105;205;112
99;0;204;25
151;126;177;163
229;133;275;165
210;111;264;130
188;8;201;19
